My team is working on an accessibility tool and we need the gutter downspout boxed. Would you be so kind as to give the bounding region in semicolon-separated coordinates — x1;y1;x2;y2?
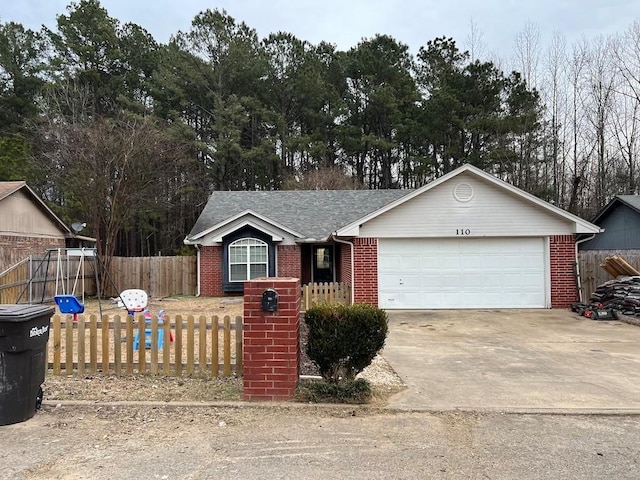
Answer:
575;233;599;303
331;235;355;305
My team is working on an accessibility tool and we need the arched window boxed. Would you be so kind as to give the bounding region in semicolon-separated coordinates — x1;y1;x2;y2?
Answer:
228;238;268;282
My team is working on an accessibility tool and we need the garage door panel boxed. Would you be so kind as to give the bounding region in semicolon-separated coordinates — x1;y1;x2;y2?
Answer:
502;271;540;283
378;255;402;270
504;255;539;268
437;274;460;288
402;256;425;271
460;273;488;288
438;254;462;267
400;274;422;288
379;238;546;309
462;256;486;268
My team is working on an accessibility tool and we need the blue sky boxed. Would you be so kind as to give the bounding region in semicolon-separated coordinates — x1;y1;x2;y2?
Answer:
2;0;638;60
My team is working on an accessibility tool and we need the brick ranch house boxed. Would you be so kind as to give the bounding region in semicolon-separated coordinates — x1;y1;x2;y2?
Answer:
0;181;92;272
184;164;602;309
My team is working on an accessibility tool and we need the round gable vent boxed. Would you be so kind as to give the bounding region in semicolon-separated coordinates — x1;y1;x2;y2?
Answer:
453;182;474;202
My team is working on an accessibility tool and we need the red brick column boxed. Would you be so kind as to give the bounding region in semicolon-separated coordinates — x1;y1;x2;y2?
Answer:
243;277;300;401
550;235;578;308
353;238;378;305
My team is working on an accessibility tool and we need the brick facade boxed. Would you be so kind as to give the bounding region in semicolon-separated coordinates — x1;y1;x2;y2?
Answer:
338;242;352;284
0;235;65;271
199;244;301;297
201;235;577;309
349;236;578;309
276;245;301;279
243;277;300;401
550;235;579;308
353;237;378;305
199;245;223;296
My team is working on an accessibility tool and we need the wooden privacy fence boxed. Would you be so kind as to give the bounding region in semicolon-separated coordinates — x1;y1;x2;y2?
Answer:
0;258;30;303
48;314;242;377
0;255;197;303
578;250;640;301
105;256;197;298
0;251;99;304
301;282;351;310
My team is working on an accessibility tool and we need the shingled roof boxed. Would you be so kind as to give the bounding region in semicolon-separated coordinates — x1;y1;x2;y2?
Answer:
592;195;640;223
0;181;27;201
616;195;640;212
186;189;412;242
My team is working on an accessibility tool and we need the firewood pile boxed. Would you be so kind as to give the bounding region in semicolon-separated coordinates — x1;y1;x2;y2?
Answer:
599;255;640;278
588;256;640;316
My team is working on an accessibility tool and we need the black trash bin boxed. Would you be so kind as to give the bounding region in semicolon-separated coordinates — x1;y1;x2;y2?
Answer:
0;305;54;426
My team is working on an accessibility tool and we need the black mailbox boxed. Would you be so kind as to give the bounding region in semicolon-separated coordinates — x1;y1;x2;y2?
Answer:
262;289;278;312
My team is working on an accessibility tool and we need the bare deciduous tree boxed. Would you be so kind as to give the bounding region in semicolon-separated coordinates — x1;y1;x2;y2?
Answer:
465;18;486;62
514;22;541;90
36;84;187;265
566;39;590;213
544;31;568;205
583;35;617;208
282;166;364;190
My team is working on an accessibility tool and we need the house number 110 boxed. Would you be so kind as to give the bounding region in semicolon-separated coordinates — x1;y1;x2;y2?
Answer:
456;229;471;235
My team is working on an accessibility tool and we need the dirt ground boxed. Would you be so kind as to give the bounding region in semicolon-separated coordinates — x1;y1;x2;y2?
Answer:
78;295;244;320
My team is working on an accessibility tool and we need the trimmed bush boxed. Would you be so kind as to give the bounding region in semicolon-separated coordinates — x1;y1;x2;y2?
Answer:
305;303;388;383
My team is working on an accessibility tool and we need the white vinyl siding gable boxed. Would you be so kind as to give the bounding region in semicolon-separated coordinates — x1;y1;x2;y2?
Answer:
359;172;575;238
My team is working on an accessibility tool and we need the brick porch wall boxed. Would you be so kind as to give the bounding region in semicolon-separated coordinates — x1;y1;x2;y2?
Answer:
338;242;352;285
277;245;301;279
353;238;378;305
199;245;223;297
550;235;578;308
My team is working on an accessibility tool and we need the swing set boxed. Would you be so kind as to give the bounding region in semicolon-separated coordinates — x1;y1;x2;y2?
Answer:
18;248;171;349
53;248;88;321
17;247;123;319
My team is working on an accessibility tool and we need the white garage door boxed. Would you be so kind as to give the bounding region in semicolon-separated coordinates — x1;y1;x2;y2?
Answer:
378;238;546;309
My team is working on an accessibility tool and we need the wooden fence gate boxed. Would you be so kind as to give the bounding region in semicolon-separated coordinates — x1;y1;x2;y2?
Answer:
301;282;351;310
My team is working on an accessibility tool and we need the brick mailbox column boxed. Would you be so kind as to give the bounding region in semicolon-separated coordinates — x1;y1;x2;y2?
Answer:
243;277;300;401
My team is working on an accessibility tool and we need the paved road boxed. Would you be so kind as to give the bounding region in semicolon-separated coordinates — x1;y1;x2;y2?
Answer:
4;309;640;479
383;309;640;411
1;404;639;479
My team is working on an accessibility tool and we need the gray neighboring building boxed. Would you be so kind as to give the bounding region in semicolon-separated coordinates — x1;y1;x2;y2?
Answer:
579;196;640;251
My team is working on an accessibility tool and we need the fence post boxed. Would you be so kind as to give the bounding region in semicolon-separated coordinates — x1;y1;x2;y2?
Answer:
243;277;300;401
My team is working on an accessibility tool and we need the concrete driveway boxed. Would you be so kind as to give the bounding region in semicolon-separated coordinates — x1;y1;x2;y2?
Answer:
383;309;640;411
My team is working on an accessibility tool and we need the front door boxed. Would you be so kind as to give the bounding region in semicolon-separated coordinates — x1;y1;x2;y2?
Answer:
312;245;334;283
